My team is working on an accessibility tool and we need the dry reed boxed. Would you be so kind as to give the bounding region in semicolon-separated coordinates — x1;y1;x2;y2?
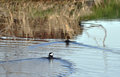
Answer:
0;0;92;39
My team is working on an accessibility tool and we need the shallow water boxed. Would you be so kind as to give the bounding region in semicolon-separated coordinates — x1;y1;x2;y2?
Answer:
0;19;120;77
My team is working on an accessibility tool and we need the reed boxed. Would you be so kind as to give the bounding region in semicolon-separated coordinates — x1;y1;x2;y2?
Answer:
0;0;84;39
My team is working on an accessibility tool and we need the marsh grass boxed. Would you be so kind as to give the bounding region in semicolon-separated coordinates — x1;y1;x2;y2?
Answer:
82;0;120;20
0;0;84;39
31;7;54;18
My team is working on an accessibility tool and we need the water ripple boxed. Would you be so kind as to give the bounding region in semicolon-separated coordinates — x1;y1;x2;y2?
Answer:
0;57;74;77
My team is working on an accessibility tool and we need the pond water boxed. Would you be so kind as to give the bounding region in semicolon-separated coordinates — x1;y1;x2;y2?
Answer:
0;19;120;77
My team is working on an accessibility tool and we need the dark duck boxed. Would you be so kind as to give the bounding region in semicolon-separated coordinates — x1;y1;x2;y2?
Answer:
65;36;71;46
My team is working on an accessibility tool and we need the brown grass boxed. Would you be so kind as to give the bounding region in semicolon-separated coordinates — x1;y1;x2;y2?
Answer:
0;0;88;39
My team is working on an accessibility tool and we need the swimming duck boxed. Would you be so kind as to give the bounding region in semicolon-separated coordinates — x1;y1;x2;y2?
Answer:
48;52;54;59
65;36;71;46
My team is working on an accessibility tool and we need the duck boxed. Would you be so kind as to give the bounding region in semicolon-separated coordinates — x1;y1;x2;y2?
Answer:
65;36;71;46
48;52;54;59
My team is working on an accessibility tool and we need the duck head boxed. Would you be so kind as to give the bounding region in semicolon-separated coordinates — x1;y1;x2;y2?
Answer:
48;52;54;59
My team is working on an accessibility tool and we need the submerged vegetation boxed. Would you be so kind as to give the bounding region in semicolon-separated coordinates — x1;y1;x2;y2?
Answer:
82;0;120;20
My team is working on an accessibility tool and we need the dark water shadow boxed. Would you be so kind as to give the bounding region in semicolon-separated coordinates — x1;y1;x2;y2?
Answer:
0;57;74;77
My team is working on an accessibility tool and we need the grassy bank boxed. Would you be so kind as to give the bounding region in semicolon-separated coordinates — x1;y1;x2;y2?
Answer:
82;0;120;20
0;0;85;39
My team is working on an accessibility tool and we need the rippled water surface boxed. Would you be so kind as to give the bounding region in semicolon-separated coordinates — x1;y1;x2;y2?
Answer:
0;20;120;77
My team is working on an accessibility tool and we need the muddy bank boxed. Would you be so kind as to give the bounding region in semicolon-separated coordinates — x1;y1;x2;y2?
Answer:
0;0;96;39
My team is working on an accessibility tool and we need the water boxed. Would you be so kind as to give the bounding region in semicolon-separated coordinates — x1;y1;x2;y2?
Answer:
0;19;120;77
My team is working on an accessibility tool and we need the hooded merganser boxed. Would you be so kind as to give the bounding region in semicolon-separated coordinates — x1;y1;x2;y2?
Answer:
48;52;54;59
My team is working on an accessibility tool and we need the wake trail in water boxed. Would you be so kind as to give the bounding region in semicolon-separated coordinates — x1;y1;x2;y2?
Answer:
27;40;120;54
0;57;74;77
71;42;112;51
71;42;120;54
28;41;115;52
28;41;64;49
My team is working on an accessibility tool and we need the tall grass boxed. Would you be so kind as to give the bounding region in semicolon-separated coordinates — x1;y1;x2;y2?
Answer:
0;0;83;39
82;0;120;20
